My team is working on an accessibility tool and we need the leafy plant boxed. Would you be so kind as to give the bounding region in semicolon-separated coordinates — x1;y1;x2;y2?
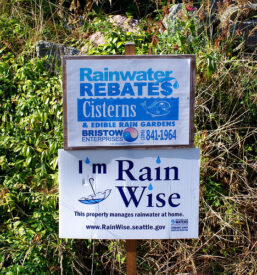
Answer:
0;0;256;274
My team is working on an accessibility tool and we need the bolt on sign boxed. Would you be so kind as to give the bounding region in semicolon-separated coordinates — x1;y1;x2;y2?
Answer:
62;55;195;149
59;148;200;239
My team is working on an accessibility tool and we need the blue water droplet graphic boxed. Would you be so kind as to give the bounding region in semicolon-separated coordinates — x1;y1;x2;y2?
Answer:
156;156;161;164
173;80;179;89
85;157;90;164
148;183;153;191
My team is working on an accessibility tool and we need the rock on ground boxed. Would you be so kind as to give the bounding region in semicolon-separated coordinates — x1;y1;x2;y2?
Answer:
89;31;106;46
109;15;139;33
36;40;79;66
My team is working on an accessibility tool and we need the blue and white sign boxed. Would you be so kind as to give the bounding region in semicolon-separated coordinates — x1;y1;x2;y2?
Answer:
59;148;200;239
63;56;194;148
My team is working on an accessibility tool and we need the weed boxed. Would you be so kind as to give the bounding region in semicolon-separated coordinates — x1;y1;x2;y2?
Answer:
0;0;256;274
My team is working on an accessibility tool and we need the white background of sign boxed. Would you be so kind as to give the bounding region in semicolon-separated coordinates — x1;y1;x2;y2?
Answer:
64;57;193;148
59;148;200;239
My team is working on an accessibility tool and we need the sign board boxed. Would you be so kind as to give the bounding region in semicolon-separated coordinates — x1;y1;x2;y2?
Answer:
63;56;195;149
59;148;200;239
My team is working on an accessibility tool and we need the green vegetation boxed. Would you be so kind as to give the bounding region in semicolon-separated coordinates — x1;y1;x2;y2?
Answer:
0;0;256;274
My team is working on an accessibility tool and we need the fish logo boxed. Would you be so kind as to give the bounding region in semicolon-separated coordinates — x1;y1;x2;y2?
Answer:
142;100;171;117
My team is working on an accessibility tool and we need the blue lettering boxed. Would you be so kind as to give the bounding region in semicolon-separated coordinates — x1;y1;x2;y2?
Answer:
116;160;136;181
93;71;103;81
156;193;166;207
147;193;154;207
148;82;159;96
138;167;152;181
161;82;173;96
109;71;120;81
95;83;106;96
108;83;120;96
134;82;147;96
154;71;165;80
80;68;92;81
136;71;147;81
80;83;93;96
120;71;137;81
147;68;154;81
116;186;147;207
168;193;181;207
121;83;135;96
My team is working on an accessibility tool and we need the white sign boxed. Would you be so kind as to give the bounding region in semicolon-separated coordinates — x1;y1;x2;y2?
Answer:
59;148;200;239
63;56;195;148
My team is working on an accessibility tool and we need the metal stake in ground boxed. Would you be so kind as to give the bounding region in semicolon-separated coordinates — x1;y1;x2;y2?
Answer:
125;42;137;275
